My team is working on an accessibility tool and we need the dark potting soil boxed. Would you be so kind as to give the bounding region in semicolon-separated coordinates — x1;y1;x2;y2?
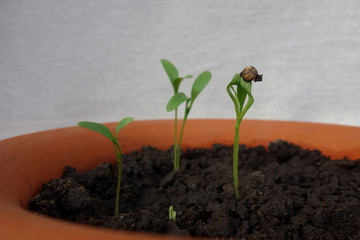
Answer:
29;140;360;240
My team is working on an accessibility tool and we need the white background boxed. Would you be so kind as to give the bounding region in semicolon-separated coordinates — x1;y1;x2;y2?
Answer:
1;0;360;140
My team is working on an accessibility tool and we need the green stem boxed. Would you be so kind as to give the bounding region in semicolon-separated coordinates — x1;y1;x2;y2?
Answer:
176;106;189;170
174;109;178;170
175;145;180;170
113;141;122;217
233;100;253;198
233;124;240;198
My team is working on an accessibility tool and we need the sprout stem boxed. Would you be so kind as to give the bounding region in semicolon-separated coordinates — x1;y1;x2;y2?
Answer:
233;125;240;197
114;141;122;217
174;109;179;170
175;108;189;170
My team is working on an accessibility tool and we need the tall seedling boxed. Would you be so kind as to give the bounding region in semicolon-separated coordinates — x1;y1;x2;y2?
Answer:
161;59;211;170
227;66;262;197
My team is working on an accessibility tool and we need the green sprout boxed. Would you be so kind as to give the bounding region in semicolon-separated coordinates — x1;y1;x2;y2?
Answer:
161;59;211;170
169;205;176;221
78;117;134;217
227;66;262;197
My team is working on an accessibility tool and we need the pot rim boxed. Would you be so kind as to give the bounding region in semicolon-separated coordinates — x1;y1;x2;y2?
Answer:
0;119;359;240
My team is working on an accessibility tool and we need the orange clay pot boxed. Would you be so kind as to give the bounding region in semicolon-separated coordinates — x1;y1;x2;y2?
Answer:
1;119;360;240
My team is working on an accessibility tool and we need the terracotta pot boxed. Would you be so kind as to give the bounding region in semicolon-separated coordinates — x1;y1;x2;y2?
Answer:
1;119;359;240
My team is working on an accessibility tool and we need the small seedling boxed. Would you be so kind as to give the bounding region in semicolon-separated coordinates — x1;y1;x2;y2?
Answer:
227;66;262;197
78;117;134;217
161;59;192;170
161;59;211;170
169;205;176;221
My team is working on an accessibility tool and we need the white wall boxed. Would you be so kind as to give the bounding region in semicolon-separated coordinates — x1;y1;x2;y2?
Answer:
1;0;360;139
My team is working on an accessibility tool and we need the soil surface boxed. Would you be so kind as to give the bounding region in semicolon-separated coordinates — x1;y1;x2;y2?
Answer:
29;140;360;239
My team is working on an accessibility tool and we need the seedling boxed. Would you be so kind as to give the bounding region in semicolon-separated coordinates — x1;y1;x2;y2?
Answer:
169;205;176;221
161;59;211;170
161;59;192;170
78;117;134;217
227;66;262;197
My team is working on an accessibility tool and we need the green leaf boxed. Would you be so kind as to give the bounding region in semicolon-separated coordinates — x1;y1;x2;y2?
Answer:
161;59;178;84
183;74;193;79
237;84;247;111
115;117;134;136
237;77;252;112
78;121;113;141
240;77;252;94
190;71;211;102
227;84;239;112
166;92;190;112
230;73;241;85
173;75;193;93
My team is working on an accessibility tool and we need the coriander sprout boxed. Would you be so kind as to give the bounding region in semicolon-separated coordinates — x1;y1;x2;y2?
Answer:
78;117;134;217
161;59;211;170
227;66;262;197
169;205;176;221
